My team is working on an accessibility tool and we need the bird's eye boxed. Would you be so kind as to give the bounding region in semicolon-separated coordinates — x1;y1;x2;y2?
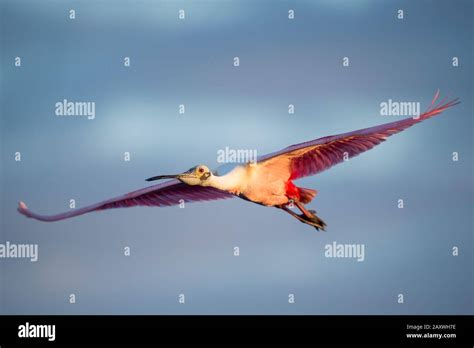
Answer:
198;168;204;173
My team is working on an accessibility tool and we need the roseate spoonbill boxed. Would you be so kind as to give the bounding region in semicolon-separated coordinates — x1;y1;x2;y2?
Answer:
18;93;459;230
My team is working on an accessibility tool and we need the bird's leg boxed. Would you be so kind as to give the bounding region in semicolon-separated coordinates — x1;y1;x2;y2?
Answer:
294;200;316;219
279;205;309;223
293;200;327;231
278;205;325;231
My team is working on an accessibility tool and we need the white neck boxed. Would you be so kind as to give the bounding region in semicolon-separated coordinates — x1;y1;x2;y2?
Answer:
206;166;247;193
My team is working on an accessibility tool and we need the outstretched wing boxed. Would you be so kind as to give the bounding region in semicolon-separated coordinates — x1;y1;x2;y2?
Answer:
257;92;459;180
18;179;234;222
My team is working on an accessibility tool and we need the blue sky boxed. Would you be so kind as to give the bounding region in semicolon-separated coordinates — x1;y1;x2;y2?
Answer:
1;0;472;314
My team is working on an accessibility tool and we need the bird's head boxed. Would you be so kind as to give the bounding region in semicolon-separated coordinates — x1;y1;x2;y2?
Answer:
146;164;212;186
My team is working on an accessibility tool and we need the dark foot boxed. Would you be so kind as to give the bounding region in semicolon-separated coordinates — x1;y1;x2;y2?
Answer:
297;213;326;231
279;205;327;231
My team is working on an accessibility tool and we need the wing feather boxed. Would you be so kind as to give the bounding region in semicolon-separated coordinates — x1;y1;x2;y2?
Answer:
18;179;233;222
258;93;459;180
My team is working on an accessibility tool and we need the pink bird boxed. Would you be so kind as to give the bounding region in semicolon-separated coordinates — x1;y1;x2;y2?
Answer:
18;93;459;230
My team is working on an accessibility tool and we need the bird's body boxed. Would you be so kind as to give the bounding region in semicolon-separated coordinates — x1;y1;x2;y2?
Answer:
18;92;459;230
210;163;289;206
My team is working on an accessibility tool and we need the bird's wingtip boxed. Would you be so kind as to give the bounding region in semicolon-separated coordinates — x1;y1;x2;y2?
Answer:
18;201;29;215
